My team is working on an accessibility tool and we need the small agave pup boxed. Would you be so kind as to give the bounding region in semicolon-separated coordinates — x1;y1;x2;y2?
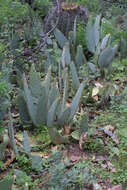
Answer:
18;64;84;144
0;112;18;190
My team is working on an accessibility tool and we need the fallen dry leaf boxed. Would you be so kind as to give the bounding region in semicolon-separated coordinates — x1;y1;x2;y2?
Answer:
108;184;122;190
93;95;99;101
70;155;80;163
4;149;15;169
63;125;71;136
95;82;103;88
106;161;116;172
92;87;99;97
104;129;119;145
104;125;114;132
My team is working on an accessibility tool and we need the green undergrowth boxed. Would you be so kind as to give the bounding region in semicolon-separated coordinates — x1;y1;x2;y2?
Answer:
1;0;127;189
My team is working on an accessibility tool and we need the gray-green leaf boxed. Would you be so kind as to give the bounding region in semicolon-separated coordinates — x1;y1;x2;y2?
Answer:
47;97;60;127
23;74;36;125
69;82;84;121
54;28;68;49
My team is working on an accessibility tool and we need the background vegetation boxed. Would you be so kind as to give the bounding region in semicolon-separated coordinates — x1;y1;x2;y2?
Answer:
0;0;127;189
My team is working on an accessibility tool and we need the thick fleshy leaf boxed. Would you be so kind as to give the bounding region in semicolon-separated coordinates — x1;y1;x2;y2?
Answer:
76;45;86;67
87;62;96;72
70;62;80;90
42;66;51;96
47;97;60;127
45;52;54;72
35;86;47;125
86;15;101;53
58;62;62;92
23;74;36;125
8;112;18;154
30;154;42;170
0;176;13;190
100;34;110;50
18;90;31;122
57;107;71;126
61;68;68;113
86;20;96;53
73;16;77;45
14;169;29;186
94;15;101;48
62;42;71;68
54;28;68;48
98;45;117;68
23;131;31;154
47;83;60;110
30;64;42;98
69;82;84;121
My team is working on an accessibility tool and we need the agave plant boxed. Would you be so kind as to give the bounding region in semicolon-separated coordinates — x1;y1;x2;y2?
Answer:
86;15;118;78
0;111;18;161
18;64;84;144
0;63;12;121
0;112;18;190
57;68;84;127
58;38;86;91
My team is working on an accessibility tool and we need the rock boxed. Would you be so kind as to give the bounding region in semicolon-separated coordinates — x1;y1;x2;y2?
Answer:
44;2;88;37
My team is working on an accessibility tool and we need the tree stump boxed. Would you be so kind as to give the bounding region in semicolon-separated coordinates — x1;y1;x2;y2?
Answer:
44;1;88;37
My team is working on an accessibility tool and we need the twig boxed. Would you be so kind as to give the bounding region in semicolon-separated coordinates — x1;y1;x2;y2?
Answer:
15;0;61;61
